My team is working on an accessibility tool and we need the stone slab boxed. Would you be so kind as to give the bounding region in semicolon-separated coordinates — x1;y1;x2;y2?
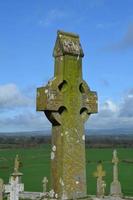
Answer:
19;191;44;199
89;196;132;200
18;195;133;200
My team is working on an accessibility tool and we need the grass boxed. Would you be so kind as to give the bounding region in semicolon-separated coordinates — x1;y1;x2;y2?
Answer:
0;145;133;196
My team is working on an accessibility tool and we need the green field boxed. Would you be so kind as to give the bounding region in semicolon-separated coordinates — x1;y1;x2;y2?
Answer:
0;145;133;196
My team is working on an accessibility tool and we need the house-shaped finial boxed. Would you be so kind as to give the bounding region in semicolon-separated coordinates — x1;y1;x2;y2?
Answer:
53;30;84;57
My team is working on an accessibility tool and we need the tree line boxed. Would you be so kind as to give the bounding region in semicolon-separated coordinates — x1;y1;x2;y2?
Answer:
0;134;132;148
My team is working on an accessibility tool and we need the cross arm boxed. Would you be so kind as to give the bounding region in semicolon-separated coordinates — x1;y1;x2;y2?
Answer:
36;87;47;111
82;90;98;114
80;81;98;122
4;185;11;193
36;86;62;112
112;157;119;164
93;170;106;178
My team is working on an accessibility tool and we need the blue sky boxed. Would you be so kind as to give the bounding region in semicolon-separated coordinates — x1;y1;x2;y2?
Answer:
0;0;133;132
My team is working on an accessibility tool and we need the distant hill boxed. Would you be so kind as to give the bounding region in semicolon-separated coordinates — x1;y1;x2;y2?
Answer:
0;130;51;136
0;128;132;136
0;129;132;148
86;128;133;135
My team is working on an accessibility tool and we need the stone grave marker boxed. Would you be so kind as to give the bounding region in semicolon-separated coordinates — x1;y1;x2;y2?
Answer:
42;177;48;193
36;30;98;199
5;155;24;200
110;150;123;197
94;162;106;198
5;176;24;200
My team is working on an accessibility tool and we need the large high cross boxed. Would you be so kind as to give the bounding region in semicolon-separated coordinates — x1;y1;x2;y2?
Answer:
36;31;98;199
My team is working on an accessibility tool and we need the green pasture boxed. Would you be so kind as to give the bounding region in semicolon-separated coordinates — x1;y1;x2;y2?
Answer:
0;145;133;196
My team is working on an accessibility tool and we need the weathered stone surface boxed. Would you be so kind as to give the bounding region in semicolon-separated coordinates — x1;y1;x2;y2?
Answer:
90;196;128;200
94;163;106;198
19;191;44;200
42;177;48;193
110;150;122;197
14;154;21;174
110;181;122;197
5;176;24;200
36;30;98;199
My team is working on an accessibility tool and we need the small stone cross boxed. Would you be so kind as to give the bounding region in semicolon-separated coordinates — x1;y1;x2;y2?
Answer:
112;149;119;182
42;177;48;193
5;176;24;200
110;150;122;197
94;162;106;198
94;162;106;179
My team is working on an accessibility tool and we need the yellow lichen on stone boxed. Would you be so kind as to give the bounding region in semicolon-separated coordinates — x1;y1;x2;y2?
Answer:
36;30;98;199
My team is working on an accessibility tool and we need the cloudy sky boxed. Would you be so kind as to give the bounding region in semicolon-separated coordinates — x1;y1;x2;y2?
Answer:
0;0;133;132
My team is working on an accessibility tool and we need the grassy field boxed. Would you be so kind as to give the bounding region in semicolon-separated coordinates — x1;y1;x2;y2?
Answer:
0;145;133;196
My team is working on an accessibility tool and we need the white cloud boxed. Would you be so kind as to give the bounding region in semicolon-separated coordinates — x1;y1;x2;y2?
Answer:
0;83;50;132
86;89;133;129
0;83;133;132
39;9;67;26
101;100;118;113
0;83;33;110
119;89;133;117
0;112;51;132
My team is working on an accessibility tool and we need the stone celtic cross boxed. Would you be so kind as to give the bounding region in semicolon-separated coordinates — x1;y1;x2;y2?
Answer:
94;162;106;198
110;150;122;197
36;30;98;199
112;150;119;182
